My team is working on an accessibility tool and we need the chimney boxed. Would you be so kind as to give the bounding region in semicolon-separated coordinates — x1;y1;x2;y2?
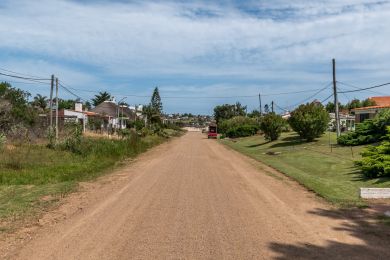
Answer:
75;102;83;112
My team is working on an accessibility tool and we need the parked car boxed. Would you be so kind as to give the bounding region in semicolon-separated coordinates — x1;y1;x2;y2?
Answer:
208;124;217;139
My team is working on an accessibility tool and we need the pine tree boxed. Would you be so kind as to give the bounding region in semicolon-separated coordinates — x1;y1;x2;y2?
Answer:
150;87;162;114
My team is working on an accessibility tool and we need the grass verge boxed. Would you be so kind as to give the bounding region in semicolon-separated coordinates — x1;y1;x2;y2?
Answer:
0;129;183;229
221;132;390;207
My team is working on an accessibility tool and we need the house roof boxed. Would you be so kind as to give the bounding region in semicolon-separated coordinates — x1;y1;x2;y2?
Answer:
91;101;118;117
370;96;390;107
352;96;390;111
353;105;390;111
91;101;135;118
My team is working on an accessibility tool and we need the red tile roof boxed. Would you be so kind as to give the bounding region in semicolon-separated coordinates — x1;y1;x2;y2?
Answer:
352;96;390;111
353;105;390;111
370;96;390;106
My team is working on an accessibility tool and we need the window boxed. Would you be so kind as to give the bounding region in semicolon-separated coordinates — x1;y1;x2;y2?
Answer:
359;113;370;122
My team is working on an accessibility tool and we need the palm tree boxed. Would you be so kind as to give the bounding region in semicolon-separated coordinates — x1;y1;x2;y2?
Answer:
92;91;112;107
32;94;48;110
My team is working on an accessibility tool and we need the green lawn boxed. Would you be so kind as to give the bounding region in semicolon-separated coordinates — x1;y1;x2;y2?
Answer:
221;132;390;207
0;130;182;229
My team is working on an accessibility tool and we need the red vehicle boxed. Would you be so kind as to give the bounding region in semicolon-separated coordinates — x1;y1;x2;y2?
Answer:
208;124;218;139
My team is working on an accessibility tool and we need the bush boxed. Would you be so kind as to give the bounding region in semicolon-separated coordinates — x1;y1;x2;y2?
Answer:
355;127;390;178
134;119;145;131
260;113;285;141
288;103;329;142
225;125;259;138
219;116;259;138
118;128;132;139
338;109;390;146
59;123;83;154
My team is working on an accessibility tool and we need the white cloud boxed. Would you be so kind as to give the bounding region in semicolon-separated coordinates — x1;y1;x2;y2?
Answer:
0;0;389;113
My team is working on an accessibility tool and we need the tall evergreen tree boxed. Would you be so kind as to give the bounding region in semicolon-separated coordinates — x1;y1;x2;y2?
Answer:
150;87;162;114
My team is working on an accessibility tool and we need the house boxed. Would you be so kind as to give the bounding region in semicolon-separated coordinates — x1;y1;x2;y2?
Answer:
329;112;355;132
55;102;88;132
91;101;136;129
352;96;390;123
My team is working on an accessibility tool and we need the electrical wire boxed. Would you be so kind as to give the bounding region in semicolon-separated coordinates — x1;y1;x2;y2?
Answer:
337;81;387;96
338;82;390;93
0;67;49;80
0;71;51;81
284;82;333;109
59;84;329;100
0;78;51;85
58;82;86;101
273;102;290;112
320;93;333;104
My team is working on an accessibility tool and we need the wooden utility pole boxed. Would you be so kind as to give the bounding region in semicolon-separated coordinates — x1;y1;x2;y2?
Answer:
333;59;341;137
271;101;274;113
258;93;262;115
49;74;54;128
55;77;59;142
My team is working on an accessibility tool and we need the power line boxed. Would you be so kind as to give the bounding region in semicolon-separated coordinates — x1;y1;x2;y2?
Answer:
338;82;390;94
337;81;387;96
260;88;326;97
0;78;51;85
273;102;289;112
58;82;86;101
285;82;332;109
0;67;49;80
59;83;328;100
320;93;333;104
0;71;51;82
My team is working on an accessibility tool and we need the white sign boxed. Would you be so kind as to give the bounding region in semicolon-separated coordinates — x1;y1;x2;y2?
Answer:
360;188;390;199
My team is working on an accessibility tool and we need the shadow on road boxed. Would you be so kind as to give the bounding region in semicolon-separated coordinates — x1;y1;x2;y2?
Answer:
269;207;390;260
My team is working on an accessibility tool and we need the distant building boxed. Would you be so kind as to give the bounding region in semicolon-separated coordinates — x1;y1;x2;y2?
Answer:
91;101;136;129
329;112;355;132
352;96;390;123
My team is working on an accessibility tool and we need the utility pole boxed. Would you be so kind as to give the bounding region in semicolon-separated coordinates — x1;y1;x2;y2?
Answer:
49;74;54;129
271;101;274;113
258;93;262;115
333;59;341;137
55;77;59;142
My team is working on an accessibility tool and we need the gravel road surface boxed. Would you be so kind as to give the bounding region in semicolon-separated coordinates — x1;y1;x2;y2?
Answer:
8;132;390;259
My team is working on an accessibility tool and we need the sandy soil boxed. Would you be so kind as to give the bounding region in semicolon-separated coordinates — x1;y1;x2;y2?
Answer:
3;132;390;259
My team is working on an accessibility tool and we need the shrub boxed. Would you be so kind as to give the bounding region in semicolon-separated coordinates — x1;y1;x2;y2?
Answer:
219;116;259;138
338;109;390;146
288;103;329;142
355;127;390;178
57;123;83;154
118;128;132;139
225;125;259;138
134;119;145;131
140;127;152;137
260;113;285;141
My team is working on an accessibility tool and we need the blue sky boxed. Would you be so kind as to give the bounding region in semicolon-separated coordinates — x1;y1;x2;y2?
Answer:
0;0;390;114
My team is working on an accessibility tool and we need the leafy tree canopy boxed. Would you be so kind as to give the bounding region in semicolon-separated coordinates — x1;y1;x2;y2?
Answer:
0;82;37;131
213;102;246;124
288;102;329;142
31;94;48;111
260;113;285;141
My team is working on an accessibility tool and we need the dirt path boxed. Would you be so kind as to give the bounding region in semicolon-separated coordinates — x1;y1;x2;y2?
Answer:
4;132;390;259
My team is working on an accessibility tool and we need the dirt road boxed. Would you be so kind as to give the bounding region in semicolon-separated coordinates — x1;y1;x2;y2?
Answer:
7;132;390;259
